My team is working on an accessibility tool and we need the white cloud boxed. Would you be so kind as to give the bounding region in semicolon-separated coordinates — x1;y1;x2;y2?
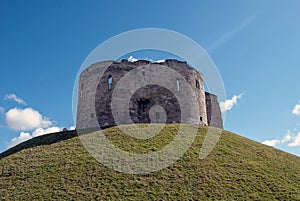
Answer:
155;59;165;63
5;107;53;131
262;130;294;147
262;139;280;147
7;126;62;149
128;56;138;62
32;127;60;137
262;101;300;149
292;101;300;115
4;93;27;105
288;132;300;147
281;131;292;143
7;132;32;148
40;117;53;128
4;105;63;149
127;56;165;63
219;94;243;113
69;126;76;130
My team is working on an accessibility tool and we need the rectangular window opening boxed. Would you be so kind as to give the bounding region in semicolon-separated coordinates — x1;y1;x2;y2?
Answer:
176;79;180;91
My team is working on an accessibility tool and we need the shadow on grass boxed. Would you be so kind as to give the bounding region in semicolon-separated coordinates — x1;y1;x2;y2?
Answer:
0;130;78;159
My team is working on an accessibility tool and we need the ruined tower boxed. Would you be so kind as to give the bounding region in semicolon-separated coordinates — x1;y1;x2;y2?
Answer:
76;59;223;130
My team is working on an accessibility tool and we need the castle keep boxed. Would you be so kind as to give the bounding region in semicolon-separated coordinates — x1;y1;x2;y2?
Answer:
76;59;223;129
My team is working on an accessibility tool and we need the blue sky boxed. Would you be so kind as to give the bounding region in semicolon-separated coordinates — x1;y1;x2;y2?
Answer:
0;0;300;156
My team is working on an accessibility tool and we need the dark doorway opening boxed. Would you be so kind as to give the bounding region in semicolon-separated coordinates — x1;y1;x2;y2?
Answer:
137;98;150;114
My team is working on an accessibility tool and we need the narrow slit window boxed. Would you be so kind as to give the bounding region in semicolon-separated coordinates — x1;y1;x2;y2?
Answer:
176;79;180;91
80;83;83;98
196;80;200;89
108;75;113;90
200;116;203;122
142;67;145;76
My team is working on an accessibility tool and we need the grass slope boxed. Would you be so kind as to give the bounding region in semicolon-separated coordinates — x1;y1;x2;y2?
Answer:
0;125;299;200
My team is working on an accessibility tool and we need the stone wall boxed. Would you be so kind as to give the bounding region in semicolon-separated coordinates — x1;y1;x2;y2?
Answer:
76;59;223;129
205;92;223;129
76;61;114;129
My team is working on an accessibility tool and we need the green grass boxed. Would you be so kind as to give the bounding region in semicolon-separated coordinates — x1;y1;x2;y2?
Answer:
0;124;299;200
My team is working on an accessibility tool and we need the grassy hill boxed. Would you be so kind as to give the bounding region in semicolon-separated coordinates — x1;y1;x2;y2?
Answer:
0;124;299;200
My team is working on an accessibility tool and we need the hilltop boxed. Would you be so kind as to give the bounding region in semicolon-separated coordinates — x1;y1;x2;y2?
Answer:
0;125;299;200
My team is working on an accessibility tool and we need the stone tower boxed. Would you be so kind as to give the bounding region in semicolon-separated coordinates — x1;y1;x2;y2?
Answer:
76;59;223;130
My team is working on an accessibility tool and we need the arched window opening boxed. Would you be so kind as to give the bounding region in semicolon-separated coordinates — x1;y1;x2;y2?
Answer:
200;116;203;122
142;67;145;76
108;75;113;90
195;80;200;89
176;79;180;91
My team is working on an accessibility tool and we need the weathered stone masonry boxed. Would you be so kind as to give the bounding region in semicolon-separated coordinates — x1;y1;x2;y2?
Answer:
76;59;223;129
